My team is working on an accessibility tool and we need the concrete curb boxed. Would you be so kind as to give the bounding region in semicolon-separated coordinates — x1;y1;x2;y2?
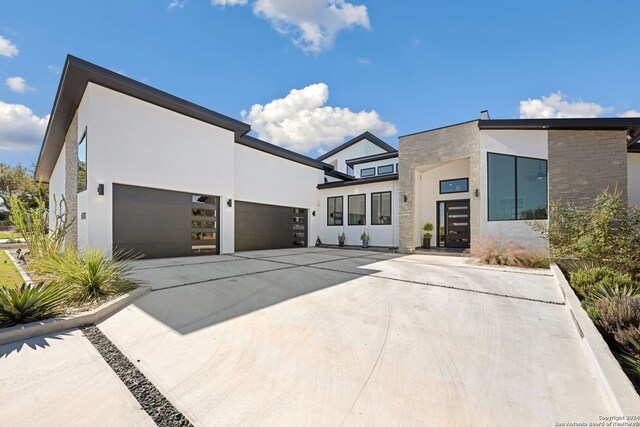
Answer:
0;285;150;346
4;249;34;285
550;263;640;414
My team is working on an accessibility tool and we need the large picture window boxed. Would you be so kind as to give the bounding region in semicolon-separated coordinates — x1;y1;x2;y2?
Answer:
327;196;343;226
371;192;392;225
77;133;87;193
348;194;366;225
488;153;548;221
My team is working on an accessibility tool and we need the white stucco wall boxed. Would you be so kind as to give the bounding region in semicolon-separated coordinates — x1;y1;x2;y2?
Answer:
317;180;399;247
48;142;66;232
629;153;640;207
353;157;399;178
321;139;389;174
234;144;325;247
479;130;548;248
81;83;237;253
415;159;470;248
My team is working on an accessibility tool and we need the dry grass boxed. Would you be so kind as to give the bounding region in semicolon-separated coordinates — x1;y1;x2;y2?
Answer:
471;236;550;269
0;250;23;289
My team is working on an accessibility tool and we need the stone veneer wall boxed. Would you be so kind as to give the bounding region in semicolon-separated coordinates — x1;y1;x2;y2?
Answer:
548;130;628;206
398;121;480;253
64;111;79;249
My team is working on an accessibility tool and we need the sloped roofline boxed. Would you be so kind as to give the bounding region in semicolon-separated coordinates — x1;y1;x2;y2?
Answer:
316;131;396;161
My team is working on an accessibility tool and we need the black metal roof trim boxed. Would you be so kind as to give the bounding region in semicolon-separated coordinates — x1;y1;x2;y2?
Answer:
345;151;398;165
324;169;355;181
478;118;640;131
399;119;479;139
316;131;396;161
236;135;329;170
317;173;398;189
35;55;252;181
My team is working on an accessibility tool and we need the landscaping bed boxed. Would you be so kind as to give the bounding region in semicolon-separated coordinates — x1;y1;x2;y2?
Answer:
0;250;23;289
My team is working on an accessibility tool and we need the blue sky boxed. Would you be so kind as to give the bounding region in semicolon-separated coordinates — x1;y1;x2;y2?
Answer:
1;0;639;167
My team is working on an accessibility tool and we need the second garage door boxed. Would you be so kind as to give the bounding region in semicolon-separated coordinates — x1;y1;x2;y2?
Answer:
234;201;307;251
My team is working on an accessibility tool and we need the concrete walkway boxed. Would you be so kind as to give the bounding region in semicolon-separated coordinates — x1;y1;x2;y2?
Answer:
89;248;609;426
0;329;154;427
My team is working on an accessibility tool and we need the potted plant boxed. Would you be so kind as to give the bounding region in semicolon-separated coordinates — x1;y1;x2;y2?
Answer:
338;232;346;247
422;223;433;249
360;230;370;248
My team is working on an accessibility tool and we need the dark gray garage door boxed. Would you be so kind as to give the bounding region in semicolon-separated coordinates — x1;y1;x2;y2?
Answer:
113;184;219;259
234;201;307;251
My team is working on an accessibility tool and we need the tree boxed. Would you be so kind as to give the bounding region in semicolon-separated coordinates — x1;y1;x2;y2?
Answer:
0;163;48;212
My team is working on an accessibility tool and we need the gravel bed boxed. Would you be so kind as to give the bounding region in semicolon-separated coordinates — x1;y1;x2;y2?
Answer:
80;325;193;427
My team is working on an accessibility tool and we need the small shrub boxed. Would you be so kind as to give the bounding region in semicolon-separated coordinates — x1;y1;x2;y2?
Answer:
34;248;139;302
593;296;640;346
471;236;549;268
591;283;640;301
0;282;67;327
623;330;640;378
570;266;634;299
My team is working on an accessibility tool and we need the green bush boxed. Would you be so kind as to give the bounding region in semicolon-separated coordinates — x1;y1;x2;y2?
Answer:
0;282;67;327
34;248;139;302
570;266;634;299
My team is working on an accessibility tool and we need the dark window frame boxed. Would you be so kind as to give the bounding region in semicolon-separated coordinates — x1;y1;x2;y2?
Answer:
487;152;548;222
327;196;344;226
77;128;88;193
371;191;392;225
348;194;367;226
377;164;394;175
439;177;469;194
360;167;375;178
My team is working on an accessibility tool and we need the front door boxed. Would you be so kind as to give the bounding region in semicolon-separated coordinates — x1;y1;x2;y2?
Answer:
441;200;470;248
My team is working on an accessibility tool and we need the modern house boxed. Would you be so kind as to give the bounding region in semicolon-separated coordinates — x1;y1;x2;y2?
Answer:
34;55;640;258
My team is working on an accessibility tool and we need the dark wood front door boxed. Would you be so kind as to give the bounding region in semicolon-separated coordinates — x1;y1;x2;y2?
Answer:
443;200;470;248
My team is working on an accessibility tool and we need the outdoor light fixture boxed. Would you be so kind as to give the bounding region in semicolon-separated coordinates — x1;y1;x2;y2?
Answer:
475;189;480;197
97;184;104;196
403;195;408;203
312;210;316;216
227;199;233;207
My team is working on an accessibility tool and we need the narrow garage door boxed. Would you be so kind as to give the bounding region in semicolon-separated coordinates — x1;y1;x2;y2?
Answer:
113;184;219;258
234;201;307;251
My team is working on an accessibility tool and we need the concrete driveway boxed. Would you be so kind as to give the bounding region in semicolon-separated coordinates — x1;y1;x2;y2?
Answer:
93;247;607;426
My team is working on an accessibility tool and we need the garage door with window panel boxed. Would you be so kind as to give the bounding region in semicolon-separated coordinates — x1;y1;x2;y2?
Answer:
235;201;307;251
113;184;219;258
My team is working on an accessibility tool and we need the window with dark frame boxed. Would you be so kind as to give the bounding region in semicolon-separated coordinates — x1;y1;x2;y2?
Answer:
487;152;548;221
360;167;375;178
348;194;366;225
346;164;354;176
77;133;87;193
377;164;394;175
371;191;392;225
327;196;343;226
439;178;468;194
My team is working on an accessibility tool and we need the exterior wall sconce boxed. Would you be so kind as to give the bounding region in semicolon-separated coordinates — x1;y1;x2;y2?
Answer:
227;199;233;207
403;195;408;203
475;189;480;197
97;184;104;196
312;210;316;216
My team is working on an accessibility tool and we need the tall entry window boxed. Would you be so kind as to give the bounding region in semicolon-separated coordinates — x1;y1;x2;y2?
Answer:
487;153;548;221
327;196;343;226
348;194;366;225
77;133;87;193
371;191;392;225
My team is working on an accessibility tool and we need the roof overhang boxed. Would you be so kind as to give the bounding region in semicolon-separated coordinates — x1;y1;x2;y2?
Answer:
317;173;398;189
478;117;640;131
235;134;329;170
316;131;396;161
345;151;398;165
35;55;251;182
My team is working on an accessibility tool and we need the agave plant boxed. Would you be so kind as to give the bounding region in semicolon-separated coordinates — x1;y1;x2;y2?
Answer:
591;283;640;301
34;248;140;303
0;282;67;327
623;328;640;377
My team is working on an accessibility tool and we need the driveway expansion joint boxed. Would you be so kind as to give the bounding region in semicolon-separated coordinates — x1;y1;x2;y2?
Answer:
80;325;193;427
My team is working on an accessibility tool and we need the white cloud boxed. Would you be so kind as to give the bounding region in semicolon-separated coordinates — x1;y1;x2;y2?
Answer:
241;82;396;154
48;64;62;74
356;57;370;65
619;110;640;118
0;100;49;151
168;0;186;10
519;91;610;118
212;0;370;52
0;35;18;58
5;77;32;93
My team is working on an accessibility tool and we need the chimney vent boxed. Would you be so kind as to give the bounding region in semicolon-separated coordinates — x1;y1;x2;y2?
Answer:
480;110;490;120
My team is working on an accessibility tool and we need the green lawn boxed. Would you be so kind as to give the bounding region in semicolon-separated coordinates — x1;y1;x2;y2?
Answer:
0;232;20;239
0;251;24;289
